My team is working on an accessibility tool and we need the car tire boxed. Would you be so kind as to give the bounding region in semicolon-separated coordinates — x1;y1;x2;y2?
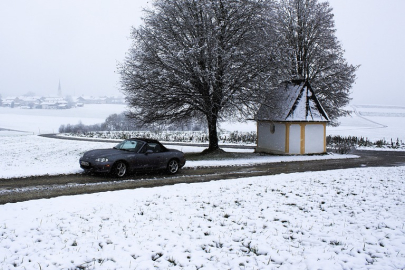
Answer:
112;161;127;177
167;159;179;174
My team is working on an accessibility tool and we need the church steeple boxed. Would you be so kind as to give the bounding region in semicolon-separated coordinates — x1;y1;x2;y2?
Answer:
58;80;62;97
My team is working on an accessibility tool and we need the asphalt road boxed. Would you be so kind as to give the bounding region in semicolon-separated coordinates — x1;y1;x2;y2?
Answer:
1;147;404;205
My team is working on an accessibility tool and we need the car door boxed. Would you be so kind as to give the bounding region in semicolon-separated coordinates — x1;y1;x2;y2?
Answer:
142;142;166;170
152;143;176;169
118;141;149;171
125;151;149;171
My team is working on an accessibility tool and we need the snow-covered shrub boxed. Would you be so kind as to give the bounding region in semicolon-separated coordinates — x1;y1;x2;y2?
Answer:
327;135;405;151
61;130;257;145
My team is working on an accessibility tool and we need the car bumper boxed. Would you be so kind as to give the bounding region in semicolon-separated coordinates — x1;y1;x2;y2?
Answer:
79;159;113;173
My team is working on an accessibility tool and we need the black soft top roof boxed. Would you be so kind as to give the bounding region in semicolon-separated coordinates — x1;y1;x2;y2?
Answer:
129;138;161;144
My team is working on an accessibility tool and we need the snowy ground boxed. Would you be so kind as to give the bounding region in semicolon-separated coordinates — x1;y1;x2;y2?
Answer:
1;104;405;269
327;105;405;142
0;131;355;179
1;167;404;269
0;104;127;134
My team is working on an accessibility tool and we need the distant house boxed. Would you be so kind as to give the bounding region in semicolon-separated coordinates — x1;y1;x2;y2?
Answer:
19;96;41;108
2;97;19;107
40;97;68;109
255;80;329;155
76;96;107;104
106;96;125;104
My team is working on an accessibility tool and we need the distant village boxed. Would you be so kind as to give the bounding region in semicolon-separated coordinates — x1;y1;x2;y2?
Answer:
0;95;125;109
0;80;126;109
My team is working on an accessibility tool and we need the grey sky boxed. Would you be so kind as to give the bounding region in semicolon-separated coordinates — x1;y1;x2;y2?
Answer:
0;0;404;106
328;0;405;106
0;0;150;98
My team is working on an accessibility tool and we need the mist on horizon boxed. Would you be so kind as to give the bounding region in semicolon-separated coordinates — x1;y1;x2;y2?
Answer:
1;0;404;106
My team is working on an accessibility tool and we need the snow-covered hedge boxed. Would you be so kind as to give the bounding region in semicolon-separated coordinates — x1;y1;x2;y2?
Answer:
60;131;405;150
61;131;257;145
327;135;405;153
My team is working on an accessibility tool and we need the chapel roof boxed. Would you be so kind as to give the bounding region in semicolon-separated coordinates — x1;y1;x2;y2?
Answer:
256;80;329;122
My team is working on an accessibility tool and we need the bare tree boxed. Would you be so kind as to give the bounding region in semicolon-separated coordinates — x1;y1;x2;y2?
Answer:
119;0;277;152
274;0;358;123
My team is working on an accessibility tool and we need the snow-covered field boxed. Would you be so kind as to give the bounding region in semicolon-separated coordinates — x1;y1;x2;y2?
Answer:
1;103;404;142
1;167;404;269
1;104;405;269
0;130;355;179
327;105;405;142
0;104;127;134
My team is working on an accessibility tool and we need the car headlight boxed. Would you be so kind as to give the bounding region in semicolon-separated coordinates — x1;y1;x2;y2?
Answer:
95;157;109;162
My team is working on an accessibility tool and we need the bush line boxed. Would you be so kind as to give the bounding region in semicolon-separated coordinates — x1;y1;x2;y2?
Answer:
60;131;405;151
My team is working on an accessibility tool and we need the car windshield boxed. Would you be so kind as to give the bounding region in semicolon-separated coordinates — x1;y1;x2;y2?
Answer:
114;140;143;152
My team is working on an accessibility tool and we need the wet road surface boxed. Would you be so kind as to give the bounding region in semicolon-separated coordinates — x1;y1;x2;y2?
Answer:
1;149;404;204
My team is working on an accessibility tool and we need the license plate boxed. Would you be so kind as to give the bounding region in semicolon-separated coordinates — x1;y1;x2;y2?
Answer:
81;161;90;166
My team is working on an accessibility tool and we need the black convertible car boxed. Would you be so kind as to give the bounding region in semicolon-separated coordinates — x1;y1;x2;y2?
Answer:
79;138;186;177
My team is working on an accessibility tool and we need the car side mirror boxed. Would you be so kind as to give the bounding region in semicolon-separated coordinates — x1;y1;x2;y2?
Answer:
145;150;154;155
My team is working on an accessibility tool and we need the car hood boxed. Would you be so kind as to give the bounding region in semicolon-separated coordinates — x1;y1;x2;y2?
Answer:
83;148;124;159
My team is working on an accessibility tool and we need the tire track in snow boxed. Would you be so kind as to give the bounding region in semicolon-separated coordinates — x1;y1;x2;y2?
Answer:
351;105;388;129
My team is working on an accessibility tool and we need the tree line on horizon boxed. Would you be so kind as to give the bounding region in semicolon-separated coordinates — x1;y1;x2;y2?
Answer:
59;112;205;133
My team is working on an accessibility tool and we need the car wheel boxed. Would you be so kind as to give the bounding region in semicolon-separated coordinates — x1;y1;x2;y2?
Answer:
167;159;179;174
112;161;127;177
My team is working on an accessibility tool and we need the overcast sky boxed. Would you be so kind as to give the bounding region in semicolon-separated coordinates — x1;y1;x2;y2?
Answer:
0;0;404;106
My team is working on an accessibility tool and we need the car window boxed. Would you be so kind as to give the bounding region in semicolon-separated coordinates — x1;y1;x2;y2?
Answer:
115;140;142;152
146;143;162;153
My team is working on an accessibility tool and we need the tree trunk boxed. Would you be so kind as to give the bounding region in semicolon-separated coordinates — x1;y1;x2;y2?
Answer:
207;113;219;152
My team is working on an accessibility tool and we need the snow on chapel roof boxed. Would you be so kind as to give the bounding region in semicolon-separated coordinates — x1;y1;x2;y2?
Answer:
256;80;329;122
